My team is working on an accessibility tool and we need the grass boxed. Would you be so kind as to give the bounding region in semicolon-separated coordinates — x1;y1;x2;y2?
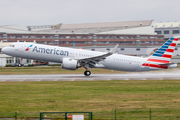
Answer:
1;80;180;119
0;66;180;119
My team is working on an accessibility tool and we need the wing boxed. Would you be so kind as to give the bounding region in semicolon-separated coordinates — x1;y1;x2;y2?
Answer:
77;44;118;67
78;52;112;67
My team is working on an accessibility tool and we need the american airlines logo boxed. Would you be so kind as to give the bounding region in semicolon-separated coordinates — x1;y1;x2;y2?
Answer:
25;44;33;51
32;46;69;56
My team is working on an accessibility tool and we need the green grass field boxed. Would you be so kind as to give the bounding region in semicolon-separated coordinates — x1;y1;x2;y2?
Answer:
0;66;180;119
1;80;180;119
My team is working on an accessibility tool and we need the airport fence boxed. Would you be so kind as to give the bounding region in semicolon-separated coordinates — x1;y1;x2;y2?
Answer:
0;112;39;120
1;108;180;120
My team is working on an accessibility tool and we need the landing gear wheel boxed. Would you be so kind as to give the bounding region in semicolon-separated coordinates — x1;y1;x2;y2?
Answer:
84;71;91;76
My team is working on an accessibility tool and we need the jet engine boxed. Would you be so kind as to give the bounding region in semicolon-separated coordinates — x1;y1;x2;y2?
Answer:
61;58;81;70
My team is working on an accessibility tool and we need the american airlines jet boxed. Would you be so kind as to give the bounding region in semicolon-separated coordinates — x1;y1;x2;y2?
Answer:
2;38;178;76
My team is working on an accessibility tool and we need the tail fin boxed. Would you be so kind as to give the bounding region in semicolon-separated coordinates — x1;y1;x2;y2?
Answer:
147;38;178;64
142;38;178;70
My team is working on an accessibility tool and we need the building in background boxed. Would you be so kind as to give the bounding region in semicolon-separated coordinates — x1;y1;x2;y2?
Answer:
0;20;164;47
155;22;180;41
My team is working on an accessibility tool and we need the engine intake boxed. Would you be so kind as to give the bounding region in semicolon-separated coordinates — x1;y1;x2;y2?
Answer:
61;58;80;70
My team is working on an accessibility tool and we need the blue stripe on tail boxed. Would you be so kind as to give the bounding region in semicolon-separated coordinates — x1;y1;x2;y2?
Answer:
152;54;163;57
155;51;164;54
150;38;177;58
158;48;167;51
161;46;168;49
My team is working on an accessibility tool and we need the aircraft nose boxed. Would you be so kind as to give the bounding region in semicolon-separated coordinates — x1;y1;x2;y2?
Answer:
1;47;8;54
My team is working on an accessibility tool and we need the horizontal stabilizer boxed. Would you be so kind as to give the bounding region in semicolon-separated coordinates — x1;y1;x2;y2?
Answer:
158;63;176;66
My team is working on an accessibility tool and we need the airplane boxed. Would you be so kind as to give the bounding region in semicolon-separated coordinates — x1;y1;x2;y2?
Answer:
1;38;178;76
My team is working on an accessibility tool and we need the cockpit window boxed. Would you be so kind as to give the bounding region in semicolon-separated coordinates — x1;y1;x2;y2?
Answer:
10;45;15;47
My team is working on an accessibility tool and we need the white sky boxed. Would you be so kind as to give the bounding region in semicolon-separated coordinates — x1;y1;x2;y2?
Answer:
0;0;180;25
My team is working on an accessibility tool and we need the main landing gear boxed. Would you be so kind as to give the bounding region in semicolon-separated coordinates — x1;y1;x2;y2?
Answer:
83;64;91;76
84;70;91;76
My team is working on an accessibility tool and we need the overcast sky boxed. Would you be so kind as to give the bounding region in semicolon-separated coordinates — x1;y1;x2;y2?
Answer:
0;0;180;26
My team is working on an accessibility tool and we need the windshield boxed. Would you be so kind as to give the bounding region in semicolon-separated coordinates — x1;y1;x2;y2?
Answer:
9;44;15;47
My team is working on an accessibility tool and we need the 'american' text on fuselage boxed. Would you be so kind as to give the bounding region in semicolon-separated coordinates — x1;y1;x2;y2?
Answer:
32;46;69;56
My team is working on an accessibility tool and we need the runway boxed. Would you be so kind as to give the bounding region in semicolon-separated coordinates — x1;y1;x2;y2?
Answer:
0;70;180;82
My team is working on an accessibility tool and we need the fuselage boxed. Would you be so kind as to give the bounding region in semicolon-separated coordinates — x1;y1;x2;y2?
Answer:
1;42;176;72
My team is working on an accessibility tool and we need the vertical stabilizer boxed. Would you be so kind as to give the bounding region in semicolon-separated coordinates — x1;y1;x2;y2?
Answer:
142;38;178;69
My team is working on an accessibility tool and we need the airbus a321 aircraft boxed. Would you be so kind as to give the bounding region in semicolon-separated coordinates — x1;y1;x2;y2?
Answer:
2;38;178;76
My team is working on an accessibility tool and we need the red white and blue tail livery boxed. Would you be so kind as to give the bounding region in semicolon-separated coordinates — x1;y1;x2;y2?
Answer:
142;38;178;70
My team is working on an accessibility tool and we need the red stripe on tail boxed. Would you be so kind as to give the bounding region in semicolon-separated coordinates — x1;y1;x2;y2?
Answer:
174;38;178;41
162;54;172;58
170;43;176;47
166;49;174;52
142;63;168;69
147;58;170;63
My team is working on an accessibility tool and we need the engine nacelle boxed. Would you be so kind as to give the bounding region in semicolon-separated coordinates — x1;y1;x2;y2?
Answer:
61;58;80;70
